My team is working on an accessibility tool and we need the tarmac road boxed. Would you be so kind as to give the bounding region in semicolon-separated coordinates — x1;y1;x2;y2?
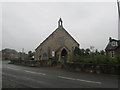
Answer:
2;60;119;88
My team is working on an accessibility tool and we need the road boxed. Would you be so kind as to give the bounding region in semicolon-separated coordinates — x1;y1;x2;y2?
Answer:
0;61;2;89
2;60;119;88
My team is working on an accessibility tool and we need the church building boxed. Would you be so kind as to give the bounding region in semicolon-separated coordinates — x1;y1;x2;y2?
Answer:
34;18;79;61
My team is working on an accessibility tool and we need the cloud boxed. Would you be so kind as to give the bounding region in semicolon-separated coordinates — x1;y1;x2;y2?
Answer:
2;2;118;52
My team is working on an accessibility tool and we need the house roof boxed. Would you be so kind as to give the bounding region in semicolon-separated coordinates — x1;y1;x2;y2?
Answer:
35;19;79;51
105;38;120;51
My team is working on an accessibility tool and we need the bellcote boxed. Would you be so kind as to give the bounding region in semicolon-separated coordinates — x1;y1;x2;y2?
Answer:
58;18;63;28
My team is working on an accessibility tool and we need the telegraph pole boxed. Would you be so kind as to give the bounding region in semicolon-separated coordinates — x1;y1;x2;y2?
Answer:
117;0;120;39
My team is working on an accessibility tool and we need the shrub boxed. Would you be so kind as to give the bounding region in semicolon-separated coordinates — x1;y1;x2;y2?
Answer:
67;56;73;62
108;55;119;65
92;54;109;64
67;53;119;65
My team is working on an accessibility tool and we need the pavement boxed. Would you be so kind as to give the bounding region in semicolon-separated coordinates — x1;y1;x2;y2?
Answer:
2;60;119;88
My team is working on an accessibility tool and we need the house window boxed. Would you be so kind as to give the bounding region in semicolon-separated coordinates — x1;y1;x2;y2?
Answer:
111;51;114;57
111;41;117;47
112;42;115;46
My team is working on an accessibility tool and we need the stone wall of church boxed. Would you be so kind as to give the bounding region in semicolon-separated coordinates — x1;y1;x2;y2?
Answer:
35;18;79;60
35;27;79;60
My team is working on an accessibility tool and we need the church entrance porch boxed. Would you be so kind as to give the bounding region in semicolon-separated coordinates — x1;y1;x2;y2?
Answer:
61;49;67;57
55;46;70;61
60;48;68;65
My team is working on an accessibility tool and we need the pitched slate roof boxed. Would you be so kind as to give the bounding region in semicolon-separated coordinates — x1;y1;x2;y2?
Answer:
105;38;120;51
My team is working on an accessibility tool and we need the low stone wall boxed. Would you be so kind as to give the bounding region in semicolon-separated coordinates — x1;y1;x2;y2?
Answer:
10;60;119;75
64;62;119;75
10;60;51;67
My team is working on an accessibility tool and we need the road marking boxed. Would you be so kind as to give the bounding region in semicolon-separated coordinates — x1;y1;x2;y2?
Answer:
24;70;46;75
3;72;18;78
58;76;102;84
7;67;46;76
7;67;20;70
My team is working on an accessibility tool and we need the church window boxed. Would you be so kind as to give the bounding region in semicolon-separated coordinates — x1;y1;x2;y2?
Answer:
43;52;48;57
51;51;55;57
58;37;64;44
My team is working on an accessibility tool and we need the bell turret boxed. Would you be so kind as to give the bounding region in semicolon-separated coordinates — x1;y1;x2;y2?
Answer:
58;18;63;28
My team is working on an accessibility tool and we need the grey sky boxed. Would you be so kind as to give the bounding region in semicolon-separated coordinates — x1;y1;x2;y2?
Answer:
0;3;2;52
2;1;119;53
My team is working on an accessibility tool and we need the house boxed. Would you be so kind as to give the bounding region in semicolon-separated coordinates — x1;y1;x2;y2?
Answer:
34;18;79;61
1;48;28;60
105;37;120;57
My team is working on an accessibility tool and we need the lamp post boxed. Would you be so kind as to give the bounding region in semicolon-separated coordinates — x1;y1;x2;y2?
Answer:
117;0;120;39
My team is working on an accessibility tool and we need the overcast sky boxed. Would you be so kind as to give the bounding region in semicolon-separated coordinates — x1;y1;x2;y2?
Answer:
1;0;119;53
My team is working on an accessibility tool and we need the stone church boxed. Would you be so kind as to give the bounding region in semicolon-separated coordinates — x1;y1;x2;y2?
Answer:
34;18;79;61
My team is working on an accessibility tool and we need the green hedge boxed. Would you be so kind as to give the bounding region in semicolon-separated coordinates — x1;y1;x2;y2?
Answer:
67;54;119;65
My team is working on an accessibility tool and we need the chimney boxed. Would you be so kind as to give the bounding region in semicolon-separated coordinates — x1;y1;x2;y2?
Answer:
109;37;112;42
